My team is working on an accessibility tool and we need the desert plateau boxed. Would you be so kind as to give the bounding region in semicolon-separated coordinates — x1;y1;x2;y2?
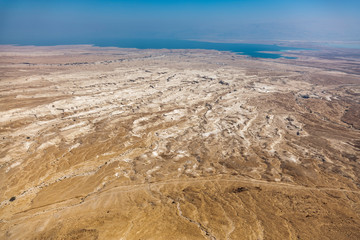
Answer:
0;44;360;239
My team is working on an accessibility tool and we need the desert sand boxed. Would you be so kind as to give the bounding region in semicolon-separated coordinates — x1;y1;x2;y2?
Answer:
0;45;360;239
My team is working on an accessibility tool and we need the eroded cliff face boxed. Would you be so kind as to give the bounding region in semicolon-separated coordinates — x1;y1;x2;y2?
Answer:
0;45;360;240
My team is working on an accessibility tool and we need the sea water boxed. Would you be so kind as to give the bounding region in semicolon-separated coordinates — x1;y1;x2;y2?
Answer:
94;39;299;59
4;38;301;59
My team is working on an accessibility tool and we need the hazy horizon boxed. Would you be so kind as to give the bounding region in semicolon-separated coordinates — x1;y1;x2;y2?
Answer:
1;0;360;44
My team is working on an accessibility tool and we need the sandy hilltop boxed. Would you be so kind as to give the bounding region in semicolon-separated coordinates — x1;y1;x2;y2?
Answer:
0;44;360;239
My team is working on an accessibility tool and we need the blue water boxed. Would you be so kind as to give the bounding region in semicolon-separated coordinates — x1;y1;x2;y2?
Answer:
95;39;299;59
3;39;300;59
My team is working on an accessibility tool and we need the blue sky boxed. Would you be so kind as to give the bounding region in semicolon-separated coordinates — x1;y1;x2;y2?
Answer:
0;0;359;43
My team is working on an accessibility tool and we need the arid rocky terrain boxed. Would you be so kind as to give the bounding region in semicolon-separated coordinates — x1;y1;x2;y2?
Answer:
0;45;359;239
